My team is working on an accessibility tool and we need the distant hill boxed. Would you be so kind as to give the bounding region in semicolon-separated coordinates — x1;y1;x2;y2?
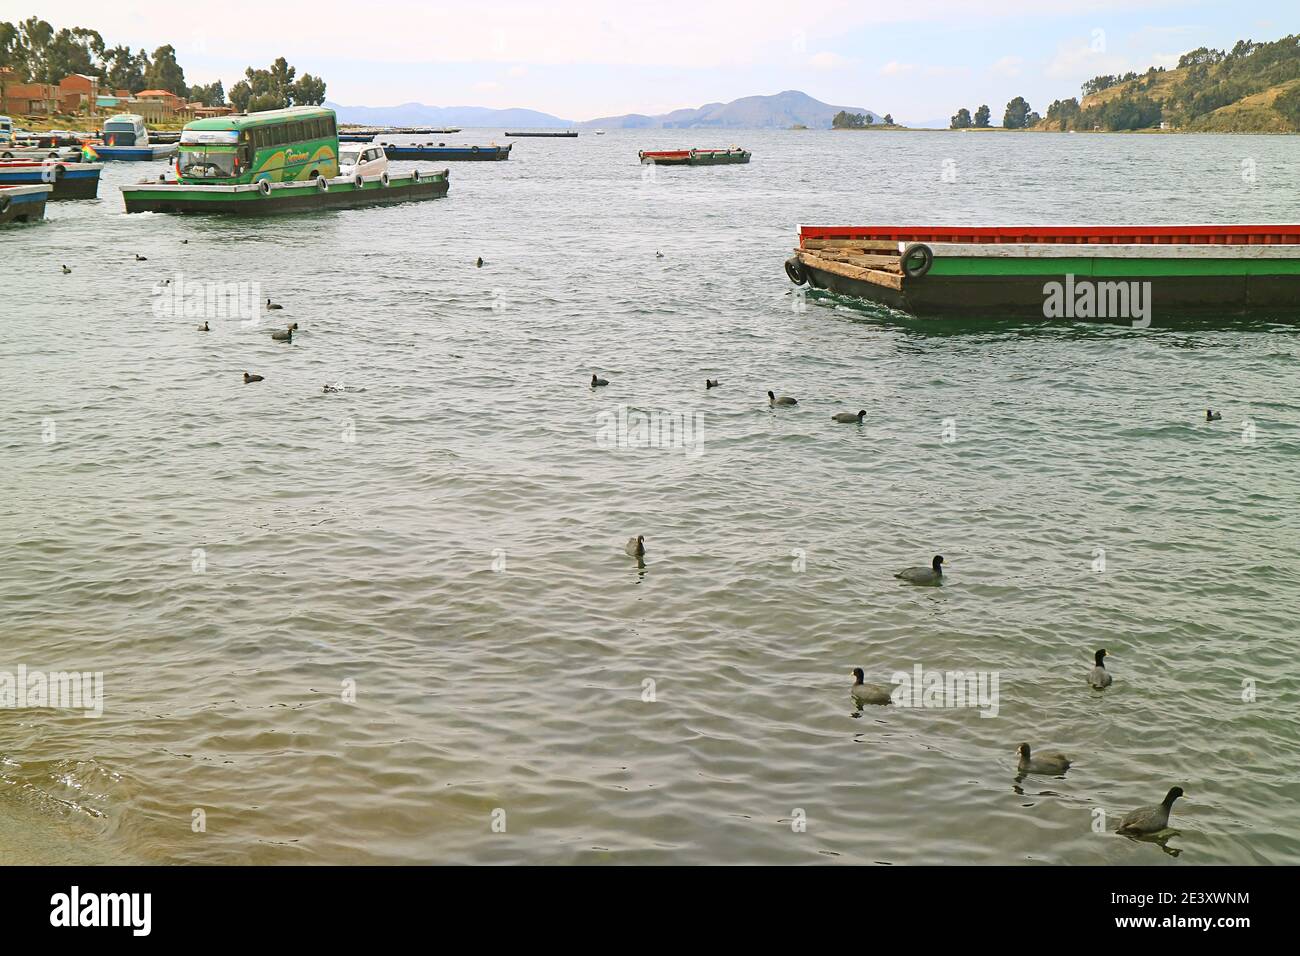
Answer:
326;101;572;128
1038;33;1300;132
576;90;880;129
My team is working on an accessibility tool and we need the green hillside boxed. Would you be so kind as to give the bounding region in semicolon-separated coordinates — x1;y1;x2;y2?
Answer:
1038;34;1300;132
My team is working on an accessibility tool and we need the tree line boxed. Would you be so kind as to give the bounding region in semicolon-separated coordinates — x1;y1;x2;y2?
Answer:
832;110;895;128
949;98;1039;129
0;17;326;112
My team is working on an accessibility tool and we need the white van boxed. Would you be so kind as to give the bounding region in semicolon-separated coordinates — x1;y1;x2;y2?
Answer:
338;143;388;179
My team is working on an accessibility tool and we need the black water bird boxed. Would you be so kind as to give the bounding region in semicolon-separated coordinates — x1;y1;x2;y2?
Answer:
1117;787;1184;835
1016;743;1071;775
768;390;797;406
243;372;264;383
832;410;867;423
850;667;892;706
1206;409;1222;421
895;555;944;585
706;379;720;389
1088;648;1113;688
625;535;645;558
266;298;284;310
197;321;209;332
592;373;609;387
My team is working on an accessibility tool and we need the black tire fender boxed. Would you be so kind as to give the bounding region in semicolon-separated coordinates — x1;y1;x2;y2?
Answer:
901;243;933;278
785;257;808;285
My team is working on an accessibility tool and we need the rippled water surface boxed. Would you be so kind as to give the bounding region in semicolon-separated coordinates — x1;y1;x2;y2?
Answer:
2;130;1299;864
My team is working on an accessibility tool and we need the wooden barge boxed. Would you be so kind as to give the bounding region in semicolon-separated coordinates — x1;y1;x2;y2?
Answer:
380;142;511;161
639;147;751;166
505;130;577;138
120;169;448;215
0;183;52;224
786;225;1300;319
0;160;103;200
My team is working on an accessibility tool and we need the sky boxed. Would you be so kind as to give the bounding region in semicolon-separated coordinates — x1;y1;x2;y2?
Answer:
1;0;1292;123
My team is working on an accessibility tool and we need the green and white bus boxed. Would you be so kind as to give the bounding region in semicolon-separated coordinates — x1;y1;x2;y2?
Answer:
176;105;339;185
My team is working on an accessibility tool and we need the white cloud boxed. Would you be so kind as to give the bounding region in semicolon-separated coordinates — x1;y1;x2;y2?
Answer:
992;55;1023;78
1046;37;1129;82
880;61;918;76
808;51;856;70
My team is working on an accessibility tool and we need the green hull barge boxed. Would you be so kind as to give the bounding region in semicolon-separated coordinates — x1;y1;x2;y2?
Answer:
787;224;1300;320
121;169;448;215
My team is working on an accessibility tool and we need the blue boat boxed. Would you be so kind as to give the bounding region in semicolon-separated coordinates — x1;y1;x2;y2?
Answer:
339;133;376;143
379;142;512;161
0;183;52;223
93;143;177;161
0;160;103;199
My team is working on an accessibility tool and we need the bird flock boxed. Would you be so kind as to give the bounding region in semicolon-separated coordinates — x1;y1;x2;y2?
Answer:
852;640;1185;841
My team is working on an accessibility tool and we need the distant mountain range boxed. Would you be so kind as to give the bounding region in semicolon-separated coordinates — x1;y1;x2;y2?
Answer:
326;101;570;128
577;91;879;129
327;90;882;130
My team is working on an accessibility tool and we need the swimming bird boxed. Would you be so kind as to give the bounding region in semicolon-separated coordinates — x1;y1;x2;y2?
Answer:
768;390;797;406
1206;409;1222;421
850;667;893;706
592;373;609;387
476;257;483;268
181;239;189;244
197;321;209;332
625;535;645;558
656;251;664;258
323;384;342;393
706;379;720;389
135;254;147;261
832;410;867;424
895;555;944;585
1016;743;1071;775
1088;648;1113;688
266;298;283;310
243;372;264;383
1117;787;1184;835
61;265;71;274
270;327;293;341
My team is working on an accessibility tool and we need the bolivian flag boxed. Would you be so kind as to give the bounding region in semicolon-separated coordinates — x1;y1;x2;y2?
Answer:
82;143;99;162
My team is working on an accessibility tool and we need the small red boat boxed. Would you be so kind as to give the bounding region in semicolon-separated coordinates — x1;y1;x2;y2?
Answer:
638;147;750;166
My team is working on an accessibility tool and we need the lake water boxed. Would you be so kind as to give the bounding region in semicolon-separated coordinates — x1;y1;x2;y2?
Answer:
2;129;1299;864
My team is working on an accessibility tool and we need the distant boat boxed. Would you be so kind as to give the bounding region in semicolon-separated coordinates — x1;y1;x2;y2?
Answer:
505;130;578;138
380;143;511;161
638;147;751;166
594;130;606;135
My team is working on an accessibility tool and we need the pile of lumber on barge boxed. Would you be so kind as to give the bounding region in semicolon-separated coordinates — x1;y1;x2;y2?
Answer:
786;225;1300;319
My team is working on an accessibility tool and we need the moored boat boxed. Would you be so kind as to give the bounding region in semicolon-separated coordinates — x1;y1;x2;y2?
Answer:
379;142;511;161
786;224;1300;320
0;183;52;224
0;160;103;199
122;168;448;215
505;130;577;137
93;113;177;161
638;147;750;165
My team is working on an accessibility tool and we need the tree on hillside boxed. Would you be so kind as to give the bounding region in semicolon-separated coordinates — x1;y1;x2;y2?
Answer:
188;80;225;106
883;113;894;125
144;44;186;95
229;57;327;112
1003;96;1031;128
973;104;991;127
950;107;972;129
103;45;149;93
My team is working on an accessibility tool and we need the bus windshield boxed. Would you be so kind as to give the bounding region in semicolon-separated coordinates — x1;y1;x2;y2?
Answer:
179;148;240;179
